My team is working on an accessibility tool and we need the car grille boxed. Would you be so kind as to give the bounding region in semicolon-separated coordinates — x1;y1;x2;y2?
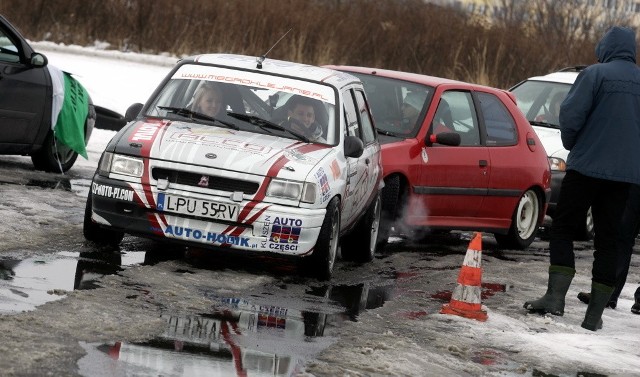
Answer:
152;168;259;194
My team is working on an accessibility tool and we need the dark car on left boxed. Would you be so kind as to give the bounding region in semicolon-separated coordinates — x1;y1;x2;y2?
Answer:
0;15;95;172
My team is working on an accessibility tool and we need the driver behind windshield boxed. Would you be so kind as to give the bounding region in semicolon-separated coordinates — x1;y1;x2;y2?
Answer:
192;82;226;117
282;96;325;142
401;91;427;131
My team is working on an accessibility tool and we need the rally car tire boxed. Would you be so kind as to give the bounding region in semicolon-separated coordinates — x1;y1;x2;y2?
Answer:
300;197;340;281
494;188;541;250
83;196;124;247
575;206;595;241
31;130;80;173
341;192;381;262
378;175;402;248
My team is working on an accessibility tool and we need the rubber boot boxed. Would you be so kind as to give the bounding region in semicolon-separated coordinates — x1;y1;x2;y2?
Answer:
576;292;617;309
632;286;640;315
523;265;575;315
581;282;615;331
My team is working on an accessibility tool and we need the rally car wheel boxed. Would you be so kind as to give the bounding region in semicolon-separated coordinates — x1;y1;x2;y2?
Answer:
494;189;540;250
342;192;381;262
31;130;79;173
575;206;595;241
83;196;124;247
301;197;340;281
378;175;402;248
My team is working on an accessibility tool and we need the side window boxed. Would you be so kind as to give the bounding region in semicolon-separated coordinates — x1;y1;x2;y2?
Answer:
0;28;20;63
353;90;376;144
432;91;480;146
477;92;518;146
343;89;360;138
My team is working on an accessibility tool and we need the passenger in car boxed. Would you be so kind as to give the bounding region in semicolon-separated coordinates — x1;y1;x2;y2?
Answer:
281;95;325;142
536;91;567;125
431;98;454;134
400;91;427;132
192;82;226;118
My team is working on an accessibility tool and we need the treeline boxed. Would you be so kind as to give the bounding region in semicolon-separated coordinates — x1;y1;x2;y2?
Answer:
0;0;624;88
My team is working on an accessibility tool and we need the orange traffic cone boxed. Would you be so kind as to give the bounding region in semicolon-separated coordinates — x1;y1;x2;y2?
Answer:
440;232;488;321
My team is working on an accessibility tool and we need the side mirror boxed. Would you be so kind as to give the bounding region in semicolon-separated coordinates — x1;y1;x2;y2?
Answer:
124;103;144;122
426;132;461;147
344;135;364;158
95;105;127;131
30;52;47;67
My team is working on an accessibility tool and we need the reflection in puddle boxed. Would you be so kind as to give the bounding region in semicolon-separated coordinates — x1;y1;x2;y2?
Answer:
79;283;395;376
0;250;146;314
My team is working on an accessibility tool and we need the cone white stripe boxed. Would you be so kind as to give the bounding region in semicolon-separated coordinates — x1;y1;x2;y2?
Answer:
462;249;482;269
452;284;482;304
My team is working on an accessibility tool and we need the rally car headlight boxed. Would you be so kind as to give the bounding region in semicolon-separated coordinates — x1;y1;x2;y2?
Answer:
110;154;144;177
98;152;114;176
267;178;317;203
548;157;566;172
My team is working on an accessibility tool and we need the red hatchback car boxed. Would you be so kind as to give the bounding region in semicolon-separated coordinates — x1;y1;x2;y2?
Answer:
326;66;551;250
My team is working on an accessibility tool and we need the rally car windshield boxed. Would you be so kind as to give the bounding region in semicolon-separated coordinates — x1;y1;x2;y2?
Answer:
146;64;338;145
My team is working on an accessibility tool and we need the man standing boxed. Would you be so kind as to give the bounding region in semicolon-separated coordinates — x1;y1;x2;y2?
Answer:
523;26;640;331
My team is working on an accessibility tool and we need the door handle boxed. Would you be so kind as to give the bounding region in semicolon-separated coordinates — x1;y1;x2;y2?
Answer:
479;160;488;167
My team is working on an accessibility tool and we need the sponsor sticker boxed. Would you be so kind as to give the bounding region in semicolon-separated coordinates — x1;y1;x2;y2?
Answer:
91;183;134;201
130;122;162;142
167;131;272;154
330;159;341;179
162;225;250;246
315;167;331;203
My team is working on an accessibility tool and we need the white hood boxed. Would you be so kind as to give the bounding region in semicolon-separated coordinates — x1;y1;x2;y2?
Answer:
118;120;333;177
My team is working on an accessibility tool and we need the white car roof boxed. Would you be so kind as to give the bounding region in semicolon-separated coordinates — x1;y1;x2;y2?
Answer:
525;71;579;84
191;53;359;88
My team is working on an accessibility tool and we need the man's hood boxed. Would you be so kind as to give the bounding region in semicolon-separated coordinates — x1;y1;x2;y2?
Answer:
595;26;636;64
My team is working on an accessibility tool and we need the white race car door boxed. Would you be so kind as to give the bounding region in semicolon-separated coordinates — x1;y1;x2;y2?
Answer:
340;88;378;228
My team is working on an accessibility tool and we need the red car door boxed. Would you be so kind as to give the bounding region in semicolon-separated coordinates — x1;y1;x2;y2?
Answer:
409;90;489;227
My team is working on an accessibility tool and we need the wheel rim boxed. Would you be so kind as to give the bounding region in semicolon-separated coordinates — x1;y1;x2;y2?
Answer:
585;207;594;235
52;138;76;165
516;190;539;240
368;196;381;254
327;208;340;272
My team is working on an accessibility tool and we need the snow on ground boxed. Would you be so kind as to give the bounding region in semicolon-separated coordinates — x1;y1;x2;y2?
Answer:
1;42;639;376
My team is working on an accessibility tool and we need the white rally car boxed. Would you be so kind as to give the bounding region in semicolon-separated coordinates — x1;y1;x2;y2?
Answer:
83;54;383;280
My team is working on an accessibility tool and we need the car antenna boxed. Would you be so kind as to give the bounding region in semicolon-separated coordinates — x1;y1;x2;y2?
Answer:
256;28;292;69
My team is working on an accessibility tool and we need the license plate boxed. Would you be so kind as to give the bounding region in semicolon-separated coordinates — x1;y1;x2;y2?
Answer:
157;193;238;221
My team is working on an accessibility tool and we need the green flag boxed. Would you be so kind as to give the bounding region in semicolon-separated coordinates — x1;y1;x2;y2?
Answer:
53;73;89;159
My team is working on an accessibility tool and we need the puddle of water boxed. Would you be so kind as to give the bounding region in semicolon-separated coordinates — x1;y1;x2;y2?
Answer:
77;281;398;376
25;179;72;191
0;250;146;314
306;282;394;322
1;177;91;198
79;300;337;376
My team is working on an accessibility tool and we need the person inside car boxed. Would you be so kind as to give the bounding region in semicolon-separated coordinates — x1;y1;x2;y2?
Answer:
192;82;226;118
431;98;454;134
282;95;325;142
536;91;567;125
401;91;427;132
